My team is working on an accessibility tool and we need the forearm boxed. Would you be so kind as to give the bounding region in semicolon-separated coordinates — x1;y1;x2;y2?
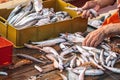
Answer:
103;23;120;37
95;0;116;8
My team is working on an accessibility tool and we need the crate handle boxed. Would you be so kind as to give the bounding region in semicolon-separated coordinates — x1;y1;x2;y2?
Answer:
0;16;8;25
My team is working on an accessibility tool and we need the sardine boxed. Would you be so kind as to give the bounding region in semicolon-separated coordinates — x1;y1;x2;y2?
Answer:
78;67;86;80
76;45;90;57
16;53;44;63
103;64;120;73
7;5;23;21
89;57;104;70
73;69;104;76
31;38;66;47
0;71;8;76
46;54;59;68
100;49;105;65
34;0;43;13
15;15;42;27
34;65;43;73
70;55;77;68
67;68;79;80
9;59;32;69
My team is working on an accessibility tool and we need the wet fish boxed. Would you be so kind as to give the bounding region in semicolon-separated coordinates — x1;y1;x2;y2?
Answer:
9;59;32;69
67;68;79;80
100;49;105;65
14;15;42;27
16;20;38;30
16;53;45;63
7;5;23;21
46;54;59;68
34;0;43;13
78;67;86;80
103;64;120;73
34;65;43;73
0;71;8;76
31;38;66;47
73;68;104;76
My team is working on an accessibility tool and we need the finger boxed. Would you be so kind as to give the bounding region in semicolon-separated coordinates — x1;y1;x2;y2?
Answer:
82;34;90;46
94;38;103;47
86;10;91;18
89;35;100;47
89;13;93;19
82;10;87;18
85;34;95;46
77;11;82;15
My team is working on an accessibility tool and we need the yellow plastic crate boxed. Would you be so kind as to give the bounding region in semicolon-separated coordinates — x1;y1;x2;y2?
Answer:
0;0;87;47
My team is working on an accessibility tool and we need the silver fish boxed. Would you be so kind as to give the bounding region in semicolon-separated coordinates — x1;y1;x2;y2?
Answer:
31;38;66;47
10;11;25;25
73;69;104;76
16;53;44;63
7;5;23;21
15;16;42;27
67;68;79;80
34;65;43;73
103;64;120;73
16;20;38;30
0;71;8;76
100;49;105;65
34;0;43;13
35;18;50;26
78;67;86;80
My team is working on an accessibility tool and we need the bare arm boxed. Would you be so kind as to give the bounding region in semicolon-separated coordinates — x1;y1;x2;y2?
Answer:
96;0;116;8
82;0;116;10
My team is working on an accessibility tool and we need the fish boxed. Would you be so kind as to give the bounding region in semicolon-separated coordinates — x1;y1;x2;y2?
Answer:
78;67;86;80
31;38;66;47
0;71;8;76
11;11;25;25
23;0;34;12
46;54;59;68
67;68;79;80
73;68;104;76
89;56;105;70
57;56;64;72
75;45;90;57
100;49;105;65
80;54;89;62
9;59;32;69
14;15;42;27
34;65;43;73
33;0;43;13
16;53;45;63
35;18;50;26
24;43;41;50
41;47;59;57
88;50;99;63
103;64;120;73
111;58;117;67
60;46;76;57
7;5;23;21
77;56;85;64
70;55;77;68
107;61;112;67
16;20;38;30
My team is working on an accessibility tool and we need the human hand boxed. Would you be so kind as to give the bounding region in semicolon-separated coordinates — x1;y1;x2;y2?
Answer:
77;1;100;19
82;28;106;47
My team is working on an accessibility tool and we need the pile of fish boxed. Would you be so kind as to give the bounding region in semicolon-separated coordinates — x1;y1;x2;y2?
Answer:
24;32;120;80
7;0;71;30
